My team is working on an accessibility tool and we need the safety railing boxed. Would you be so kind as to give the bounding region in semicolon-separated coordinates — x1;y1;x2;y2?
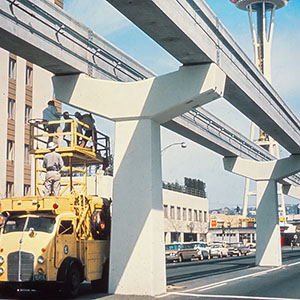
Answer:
29;118;110;197
29;118;110;161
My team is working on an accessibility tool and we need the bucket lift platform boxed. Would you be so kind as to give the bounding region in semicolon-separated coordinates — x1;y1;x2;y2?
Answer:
29;118;110;197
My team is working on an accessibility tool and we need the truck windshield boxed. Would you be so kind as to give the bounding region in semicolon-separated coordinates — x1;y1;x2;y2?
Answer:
3;216;56;234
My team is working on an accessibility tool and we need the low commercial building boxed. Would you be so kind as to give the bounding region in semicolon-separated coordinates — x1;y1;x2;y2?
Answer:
87;174;209;243
207;227;256;244
208;213;256;244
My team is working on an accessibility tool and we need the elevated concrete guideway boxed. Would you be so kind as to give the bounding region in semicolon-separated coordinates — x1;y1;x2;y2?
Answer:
0;0;154;81
2;0;300;296
107;0;300;155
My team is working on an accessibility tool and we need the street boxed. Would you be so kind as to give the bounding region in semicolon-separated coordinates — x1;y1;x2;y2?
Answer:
1;248;300;300
163;248;300;300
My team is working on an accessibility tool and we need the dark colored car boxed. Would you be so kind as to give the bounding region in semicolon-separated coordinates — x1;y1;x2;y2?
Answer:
227;242;250;256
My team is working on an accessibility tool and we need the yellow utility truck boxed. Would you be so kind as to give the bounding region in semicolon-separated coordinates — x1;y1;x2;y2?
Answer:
0;118;111;298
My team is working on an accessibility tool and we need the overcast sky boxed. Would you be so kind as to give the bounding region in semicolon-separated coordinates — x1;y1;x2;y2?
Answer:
63;0;300;209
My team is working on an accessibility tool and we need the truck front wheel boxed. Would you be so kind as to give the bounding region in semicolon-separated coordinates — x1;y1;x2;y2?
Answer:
63;265;81;298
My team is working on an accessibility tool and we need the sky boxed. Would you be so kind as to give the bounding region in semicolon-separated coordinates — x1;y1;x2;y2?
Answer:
63;0;300;210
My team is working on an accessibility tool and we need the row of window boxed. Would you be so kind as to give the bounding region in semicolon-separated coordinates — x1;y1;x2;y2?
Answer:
6;182;31;198
164;205;207;223
7;141;30;164
8;99;32;122
6;57;33;198
9;57;33;86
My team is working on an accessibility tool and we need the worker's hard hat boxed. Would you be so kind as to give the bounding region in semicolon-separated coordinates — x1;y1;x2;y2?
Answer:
48;142;58;150
63;111;69;118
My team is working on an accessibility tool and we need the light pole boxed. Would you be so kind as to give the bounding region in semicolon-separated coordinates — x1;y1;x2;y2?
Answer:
161;142;187;155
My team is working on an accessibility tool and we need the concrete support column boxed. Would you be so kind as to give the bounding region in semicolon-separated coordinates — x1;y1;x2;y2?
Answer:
223;155;300;267
53;63;226;296
256;180;281;266
109;118;166;296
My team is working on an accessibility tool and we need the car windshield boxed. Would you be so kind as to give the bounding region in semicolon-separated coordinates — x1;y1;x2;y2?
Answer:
3;216;56;234
166;244;179;250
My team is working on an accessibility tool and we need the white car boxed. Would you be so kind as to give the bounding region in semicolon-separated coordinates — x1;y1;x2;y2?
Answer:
210;244;228;258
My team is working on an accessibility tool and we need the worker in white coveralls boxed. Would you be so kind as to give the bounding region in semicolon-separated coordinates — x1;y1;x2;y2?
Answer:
43;142;64;196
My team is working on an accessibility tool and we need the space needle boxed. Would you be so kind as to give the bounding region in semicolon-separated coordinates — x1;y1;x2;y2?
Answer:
230;0;290;219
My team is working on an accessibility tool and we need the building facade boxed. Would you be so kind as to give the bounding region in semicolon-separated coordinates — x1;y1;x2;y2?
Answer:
163;189;209;243
0;0;63;199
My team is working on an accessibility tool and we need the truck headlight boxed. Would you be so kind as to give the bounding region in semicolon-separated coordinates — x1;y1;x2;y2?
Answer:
0;256;4;265
0;267;4;275
37;256;44;264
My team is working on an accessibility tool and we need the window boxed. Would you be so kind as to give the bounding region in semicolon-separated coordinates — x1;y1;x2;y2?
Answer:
7;140;14;161
25;66;33;86
194;209;198;222
170;206;175;219
188;208;192;221
58;220;73;235
204;211;207;223
8;98;15;120
163;205;168;218
183;208;187;221
177;207;181;220
6;182;14;198
24;184;31;196
25;105;32;123
3;216;55;234
199;210;203;223
24;144;30;164
9;58;16;80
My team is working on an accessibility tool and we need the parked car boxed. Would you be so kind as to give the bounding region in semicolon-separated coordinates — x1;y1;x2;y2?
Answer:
189;242;211;260
227;242;250;256
165;243;198;263
246;242;256;254
209;243;228;258
165;243;180;263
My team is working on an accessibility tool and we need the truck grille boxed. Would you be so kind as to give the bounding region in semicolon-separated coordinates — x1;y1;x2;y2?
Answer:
7;251;34;281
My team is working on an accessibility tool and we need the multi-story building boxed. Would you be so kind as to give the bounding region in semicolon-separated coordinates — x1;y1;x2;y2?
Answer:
163;189;209;243
0;0;63;200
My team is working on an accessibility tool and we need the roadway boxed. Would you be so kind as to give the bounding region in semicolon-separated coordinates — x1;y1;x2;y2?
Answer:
164;248;300;300
2;248;300;300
